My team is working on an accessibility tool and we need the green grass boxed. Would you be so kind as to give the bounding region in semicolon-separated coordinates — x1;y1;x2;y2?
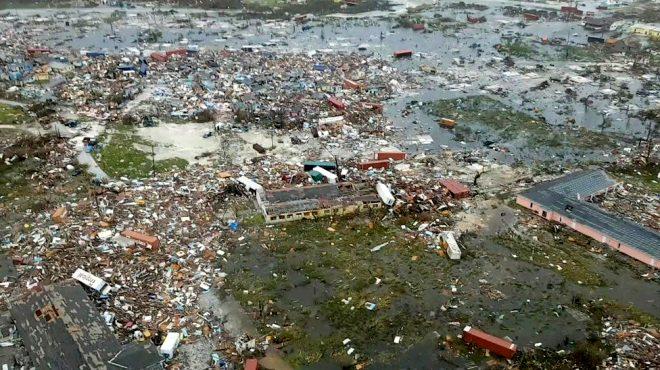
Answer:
223;214;451;366
0;104;27;125
608;164;660;193
494;230;606;286
562;46;606;62
498;40;535;58
430;96;615;149
93;126;188;179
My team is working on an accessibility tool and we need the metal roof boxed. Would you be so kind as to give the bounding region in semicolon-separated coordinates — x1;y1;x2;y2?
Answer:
520;170;660;259
9;280;163;370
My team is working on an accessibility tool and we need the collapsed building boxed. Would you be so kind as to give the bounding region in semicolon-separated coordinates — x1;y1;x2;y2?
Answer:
9;280;163;370
257;182;382;224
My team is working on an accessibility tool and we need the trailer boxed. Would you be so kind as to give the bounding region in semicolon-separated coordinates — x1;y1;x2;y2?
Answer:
160;332;181;359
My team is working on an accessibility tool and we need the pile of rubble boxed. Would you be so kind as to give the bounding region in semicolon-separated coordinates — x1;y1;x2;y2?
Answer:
591;183;659;231
601;318;660;368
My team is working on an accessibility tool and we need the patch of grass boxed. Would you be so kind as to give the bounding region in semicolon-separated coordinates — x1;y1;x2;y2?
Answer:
240;212;265;227
608;164;660;193
0;104;27;125
224;214;450;366
494;231;606;286
429;96;615;149
498;40;535;58
93;126;188;179
587;298;659;327
562;46;606;62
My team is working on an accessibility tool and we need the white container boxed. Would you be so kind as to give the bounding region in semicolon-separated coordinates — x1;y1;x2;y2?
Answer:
237;176;263;193
160;332;181;359
312;166;337;183
442;232;461;260
376;182;395;206
72;268;107;292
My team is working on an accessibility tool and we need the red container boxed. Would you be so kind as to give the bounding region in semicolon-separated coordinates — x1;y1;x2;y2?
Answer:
393;50;413;58
376;151;406;161
411;23;425;31
362;102;383;113
165;49;188;57
328;97;346;110
343;79;361;90
120;230;160;250
463;326;517;359
245;358;259;370
439;179;470;199
523;13;540;21
357;159;390;170
27;47;51;56
150;52;169;62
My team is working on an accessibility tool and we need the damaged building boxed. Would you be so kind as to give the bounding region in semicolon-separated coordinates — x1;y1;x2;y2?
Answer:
257;182;382;224
517;170;660;267
9;280;163;370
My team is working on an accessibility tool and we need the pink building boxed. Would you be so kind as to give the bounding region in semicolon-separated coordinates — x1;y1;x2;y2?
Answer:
517;170;658;268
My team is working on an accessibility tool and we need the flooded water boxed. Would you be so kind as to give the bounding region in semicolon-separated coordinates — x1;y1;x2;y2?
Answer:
2;2;657;368
3;3;651;150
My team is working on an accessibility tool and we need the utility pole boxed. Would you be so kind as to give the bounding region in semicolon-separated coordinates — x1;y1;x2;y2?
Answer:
565;27;570;59
150;143;156;177
270;110;275;149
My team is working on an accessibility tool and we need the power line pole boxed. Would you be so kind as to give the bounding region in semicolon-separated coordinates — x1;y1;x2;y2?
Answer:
150;143;156;177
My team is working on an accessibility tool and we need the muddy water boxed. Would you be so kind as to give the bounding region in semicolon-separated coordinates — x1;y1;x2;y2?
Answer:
10;3;652;141
219;215;658;369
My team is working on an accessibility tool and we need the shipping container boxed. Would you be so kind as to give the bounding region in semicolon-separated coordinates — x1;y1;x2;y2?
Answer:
343;78;361;90
523;13;540;21
312;166;338;183
393;50;413;58
72;268;109;292
245;358;259;370
160;332;181;359
463;326;517;359
120;230;160;249
358;159;390;170
362;102;384;113
441;232;461;260
376;151;407;161
328;97;346;110
376;183;395;206
150;52;168;62
237;175;264;194
439;179;470;199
